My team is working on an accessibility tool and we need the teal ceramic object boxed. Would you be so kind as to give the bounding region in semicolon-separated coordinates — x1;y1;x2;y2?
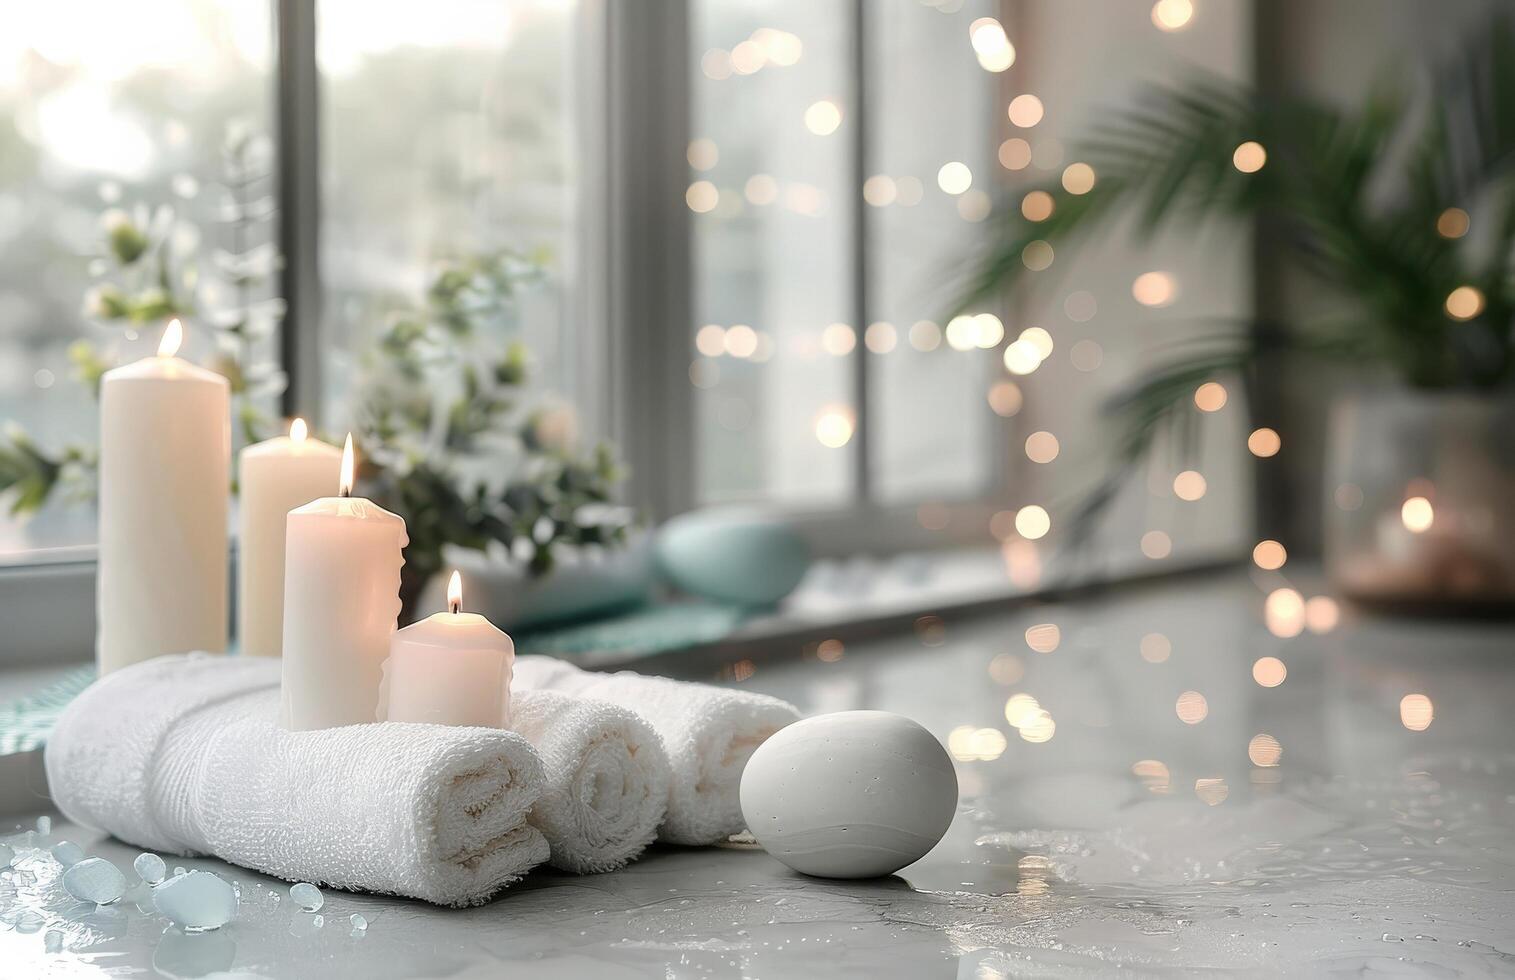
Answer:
654;510;809;607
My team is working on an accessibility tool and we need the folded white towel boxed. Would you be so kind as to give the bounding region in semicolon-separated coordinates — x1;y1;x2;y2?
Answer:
512;656;801;845
45;654;549;907
510;690;671;873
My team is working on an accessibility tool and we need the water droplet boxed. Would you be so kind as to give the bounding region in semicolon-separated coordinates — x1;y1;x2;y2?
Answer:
133;852;166;884
34;816;50;835
290;881;323;912
62;858;126;905
50;841;85;867
349;912;367;933
153;871;238;931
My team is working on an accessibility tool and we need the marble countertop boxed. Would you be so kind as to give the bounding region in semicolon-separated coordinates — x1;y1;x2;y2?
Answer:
3;569;1514;977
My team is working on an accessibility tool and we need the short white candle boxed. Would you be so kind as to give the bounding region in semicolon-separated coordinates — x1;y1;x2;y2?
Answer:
384;572;514;728
280;435;408;730
97;319;229;674
237;419;341;658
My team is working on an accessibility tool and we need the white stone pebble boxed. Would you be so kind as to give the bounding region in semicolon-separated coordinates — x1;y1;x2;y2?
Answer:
153;871;238;932
133;852;167;885
290;881;323;912
61;858;126;905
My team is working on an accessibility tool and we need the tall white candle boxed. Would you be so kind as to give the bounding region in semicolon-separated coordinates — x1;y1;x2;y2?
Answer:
97;319;230;674
237;419;342;657
280;435;408;730
383;572;514;728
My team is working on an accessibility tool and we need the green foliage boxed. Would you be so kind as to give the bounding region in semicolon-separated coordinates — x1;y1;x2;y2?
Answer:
953;16;1515;534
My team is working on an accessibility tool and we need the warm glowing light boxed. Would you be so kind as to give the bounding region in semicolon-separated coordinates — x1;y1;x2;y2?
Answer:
1015;505;1051;540
687;138;718;171
1175;690;1209;724
821;322;856;356
1132;271;1177;307
1401;495;1434;533
701;49;732;80
988;381;1022;417
1252;539;1287;570
1133;760;1170;793
816;638;844;662
937;161;972;195
998;138;1032;171
1151;0;1194;31
1140;530;1172;559
339;433;355;497
1193;381;1227;412
1004;693;1041;727
804;100;842;136
289;417;308;444
745;174;779;205
1248;427;1281;457
724;325;758;358
1265;587;1305;637
686;181;718;213
1233;141;1267;173
1140;633;1171;663
1252;656;1287;687
447;570;463;614
1003;340;1042;375
949;725;1008;762
862;174;897;207
1445;285;1485;320
814;407;854;448
945;316;978;352
158;318;184;358
1194;777;1228;805
864;321;897;354
1021;190;1054;222
1007;94;1044;128
1019;713;1055;743
958;191;992;222
909;320;942;351
1024;623;1060;653
1304;595;1340;633
1436;207;1470;238
969;17;1015;72
1400;693;1433;732
973;313;1004;348
895;176;923;206
1025;431;1059;464
730;40;764;75
695;324;726;357
1061;162;1096;195
1173;470;1207;501
1022;240;1054;271
1248;733;1282;767
1070;339;1103;371
988;653;1024;685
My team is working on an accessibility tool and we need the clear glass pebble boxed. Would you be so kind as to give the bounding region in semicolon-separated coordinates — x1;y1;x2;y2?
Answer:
61;858;126;905
349;912;367;932
152;871;237;932
290;882;323;912
312;914;324;929
43;929;63;954
50;841;85;867
35;816;50;835
174;866;186;876
0;844;12;867
133;852;166;885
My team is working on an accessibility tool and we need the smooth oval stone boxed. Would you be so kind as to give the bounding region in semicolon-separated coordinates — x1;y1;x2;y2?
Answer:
290;881;323;912
133;852;167;884
654;509;809;607
61;858;126;905
50;841;85;867
153;871;237;931
740;710;958;879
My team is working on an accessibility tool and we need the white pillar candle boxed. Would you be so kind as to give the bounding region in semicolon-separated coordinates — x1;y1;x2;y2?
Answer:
280;435;408;730
98;319;230;674
383;572;514;728
237;419;342;657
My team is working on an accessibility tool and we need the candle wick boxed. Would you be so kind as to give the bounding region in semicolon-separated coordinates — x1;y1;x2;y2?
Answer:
338;485;351;499
449;598;461;615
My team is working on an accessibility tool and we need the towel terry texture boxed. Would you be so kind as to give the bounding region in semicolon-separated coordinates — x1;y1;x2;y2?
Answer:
510;689;671;873
45;654;548;907
512;656;801;844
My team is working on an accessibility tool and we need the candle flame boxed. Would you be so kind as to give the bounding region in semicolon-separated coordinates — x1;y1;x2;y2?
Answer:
448;571;463;614
157;319;184;358
338;433;355;497
289;417;308;443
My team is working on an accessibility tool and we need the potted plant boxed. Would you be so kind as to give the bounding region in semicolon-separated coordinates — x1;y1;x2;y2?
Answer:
953;20;1515;611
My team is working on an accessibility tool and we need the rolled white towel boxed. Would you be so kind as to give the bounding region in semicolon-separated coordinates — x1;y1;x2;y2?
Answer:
45;654;549;907
512;656;800;845
510;690;671;873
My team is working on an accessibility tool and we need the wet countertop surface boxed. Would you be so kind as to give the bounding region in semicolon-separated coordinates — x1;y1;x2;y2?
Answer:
3;570;1515;977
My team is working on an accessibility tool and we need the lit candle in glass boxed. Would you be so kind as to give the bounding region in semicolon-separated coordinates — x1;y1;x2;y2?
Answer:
280;435;408;730
237;418;342;658
383;572;514;728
